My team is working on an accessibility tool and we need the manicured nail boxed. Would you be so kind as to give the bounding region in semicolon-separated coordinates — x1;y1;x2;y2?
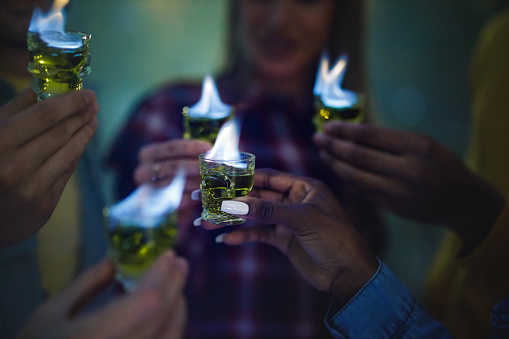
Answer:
221;201;249;215
191;190;200;201
215;233;226;243
193;217;202;227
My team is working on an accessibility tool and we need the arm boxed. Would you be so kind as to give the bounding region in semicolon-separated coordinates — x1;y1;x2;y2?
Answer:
326;261;452;338
0;88;99;247
204;169;452;337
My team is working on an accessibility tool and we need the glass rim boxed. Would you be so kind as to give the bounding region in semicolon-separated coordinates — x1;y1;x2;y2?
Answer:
182;112;232;120
315;93;365;110
27;30;91;40
199;151;255;163
103;206;178;228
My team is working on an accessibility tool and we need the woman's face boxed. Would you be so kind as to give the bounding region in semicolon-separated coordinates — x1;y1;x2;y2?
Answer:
238;0;336;82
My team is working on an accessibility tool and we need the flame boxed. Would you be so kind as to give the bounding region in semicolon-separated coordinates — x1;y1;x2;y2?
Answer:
109;168;186;227
29;0;82;49
188;75;231;119
314;54;358;108
204;119;245;166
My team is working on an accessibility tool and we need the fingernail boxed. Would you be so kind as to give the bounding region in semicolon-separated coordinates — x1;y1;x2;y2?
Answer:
161;251;176;267
313;133;325;144
191;190;200;201
83;90;93;106
215;233;226;243
221;201;249;215
176;257;188;271
193;217;202;227
89;117;98;131
91;100;100;116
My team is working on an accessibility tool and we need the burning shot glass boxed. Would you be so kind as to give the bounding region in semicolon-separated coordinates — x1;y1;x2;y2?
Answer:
27;30;91;101
312;94;364;133
182;75;232;144
199;152;255;226
102;171;185;292
182;106;232;144
103;208;178;292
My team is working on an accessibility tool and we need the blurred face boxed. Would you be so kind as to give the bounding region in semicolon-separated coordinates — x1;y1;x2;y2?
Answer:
0;0;50;48
238;0;336;82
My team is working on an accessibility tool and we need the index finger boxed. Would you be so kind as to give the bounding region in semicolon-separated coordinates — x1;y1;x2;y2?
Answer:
252;169;315;203
4;89;98;147
139;139;212;163
48;259;115;317
322;122;427;154
137;251;188;293
226;196;310;232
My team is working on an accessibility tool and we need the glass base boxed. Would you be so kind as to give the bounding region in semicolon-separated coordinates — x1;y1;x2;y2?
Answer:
202;210;246;226
116;271;140;293
32;77;83;101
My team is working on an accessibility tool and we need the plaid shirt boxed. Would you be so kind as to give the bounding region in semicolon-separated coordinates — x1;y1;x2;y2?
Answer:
108;75;383;339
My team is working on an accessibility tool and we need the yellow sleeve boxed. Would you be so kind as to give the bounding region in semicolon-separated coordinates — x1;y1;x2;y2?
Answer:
426;203;509;339
425;9;509;339
468;7;509;195
459;202;509;297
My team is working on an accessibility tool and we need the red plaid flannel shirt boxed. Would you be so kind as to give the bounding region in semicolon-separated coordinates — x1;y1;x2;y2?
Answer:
108;75;384;339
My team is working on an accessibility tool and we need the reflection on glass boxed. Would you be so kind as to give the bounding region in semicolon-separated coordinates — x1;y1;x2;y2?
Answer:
199;152;255;226
27;30;91;101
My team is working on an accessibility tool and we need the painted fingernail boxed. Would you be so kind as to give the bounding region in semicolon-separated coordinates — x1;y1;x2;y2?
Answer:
215;233;226;243
191;190;200;201
221;201;249;215
193;217;202;227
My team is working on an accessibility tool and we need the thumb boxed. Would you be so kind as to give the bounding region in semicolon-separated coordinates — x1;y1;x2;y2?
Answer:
50;259;115;318
221;197;305;231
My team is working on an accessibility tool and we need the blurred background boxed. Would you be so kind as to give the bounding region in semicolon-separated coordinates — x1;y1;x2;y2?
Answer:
64;0;505;298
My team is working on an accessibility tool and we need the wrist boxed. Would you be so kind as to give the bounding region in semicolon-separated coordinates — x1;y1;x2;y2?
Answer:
329;255;379;307
450;185;506;256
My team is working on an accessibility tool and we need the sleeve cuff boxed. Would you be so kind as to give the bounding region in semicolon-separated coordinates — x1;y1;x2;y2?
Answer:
324;259;416;338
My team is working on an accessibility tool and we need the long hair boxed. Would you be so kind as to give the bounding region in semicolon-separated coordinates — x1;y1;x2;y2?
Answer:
222;0;366;92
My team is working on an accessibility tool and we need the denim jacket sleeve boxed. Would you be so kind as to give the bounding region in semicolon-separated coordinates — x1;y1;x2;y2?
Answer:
491;292;509;338
324;260;453;338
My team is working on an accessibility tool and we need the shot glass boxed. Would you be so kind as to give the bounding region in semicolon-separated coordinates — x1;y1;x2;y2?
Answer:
199;152;255;225
312;94;365;133
27;30;91;101
182;106;232;144
103;209;178;292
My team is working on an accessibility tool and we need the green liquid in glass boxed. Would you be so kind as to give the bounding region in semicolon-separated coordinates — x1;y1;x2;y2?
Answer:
182;107;231;144
312;95;364;132
27;31;91;101
104;212;177;291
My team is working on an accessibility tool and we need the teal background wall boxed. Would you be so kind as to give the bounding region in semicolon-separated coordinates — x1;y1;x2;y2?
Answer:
66;0;506;297
67;0;228;154
365;0;507;296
